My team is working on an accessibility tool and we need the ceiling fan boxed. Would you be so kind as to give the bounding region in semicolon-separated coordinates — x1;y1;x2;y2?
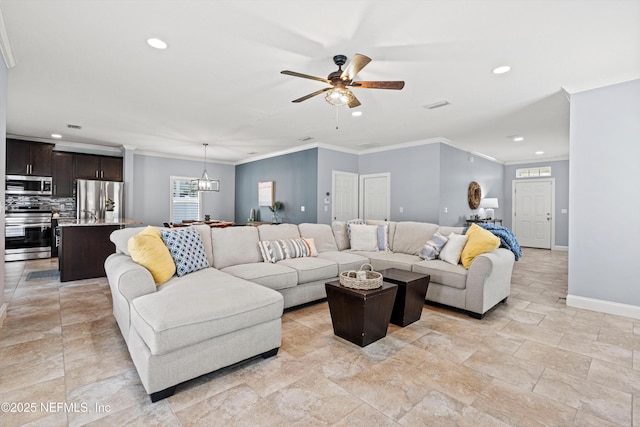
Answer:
281;54;404;108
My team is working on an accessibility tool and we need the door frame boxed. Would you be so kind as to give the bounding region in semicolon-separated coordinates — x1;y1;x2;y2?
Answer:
511;177;556;250
331;170;359;221
359;172;391;220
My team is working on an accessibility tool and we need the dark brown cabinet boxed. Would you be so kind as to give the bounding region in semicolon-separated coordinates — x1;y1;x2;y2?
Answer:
6;139;53;176
52;152;74;197
59;225;120;282
74;153;123;181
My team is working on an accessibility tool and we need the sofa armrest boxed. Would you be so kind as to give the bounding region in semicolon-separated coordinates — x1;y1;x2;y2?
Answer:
464;248;515;316
105;253;157;303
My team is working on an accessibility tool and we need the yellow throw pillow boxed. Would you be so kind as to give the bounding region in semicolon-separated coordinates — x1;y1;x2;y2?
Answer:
128;232;176;284
460;223;500;269
139;225;163;241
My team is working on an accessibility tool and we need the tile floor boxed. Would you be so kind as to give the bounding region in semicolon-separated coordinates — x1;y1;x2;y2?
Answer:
0;249;639;426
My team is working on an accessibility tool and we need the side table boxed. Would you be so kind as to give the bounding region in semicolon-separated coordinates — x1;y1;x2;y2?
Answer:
325;281;398;347
378;268;430;327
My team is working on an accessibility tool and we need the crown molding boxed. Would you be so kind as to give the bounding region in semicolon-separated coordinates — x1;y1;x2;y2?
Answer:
0;8;16;68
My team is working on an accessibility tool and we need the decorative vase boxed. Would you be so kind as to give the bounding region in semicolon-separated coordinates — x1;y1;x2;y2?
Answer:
105;211;114;222
271;212;279;224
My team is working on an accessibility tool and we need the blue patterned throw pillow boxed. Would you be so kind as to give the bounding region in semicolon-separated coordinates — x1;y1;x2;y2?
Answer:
419;231;449;260
160;228;209;276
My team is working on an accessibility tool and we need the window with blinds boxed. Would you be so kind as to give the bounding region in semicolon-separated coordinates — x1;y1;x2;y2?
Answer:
170;176;202;223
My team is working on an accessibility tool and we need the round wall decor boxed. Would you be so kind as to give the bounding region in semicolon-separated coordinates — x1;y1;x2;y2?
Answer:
468;181;482;209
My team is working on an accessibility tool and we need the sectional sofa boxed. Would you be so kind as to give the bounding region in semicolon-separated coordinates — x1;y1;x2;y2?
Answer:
105;220;515;401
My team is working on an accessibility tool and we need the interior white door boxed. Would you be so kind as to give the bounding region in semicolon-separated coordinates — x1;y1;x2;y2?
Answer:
514;180;552;248
359;173;390;220
331;171;359;221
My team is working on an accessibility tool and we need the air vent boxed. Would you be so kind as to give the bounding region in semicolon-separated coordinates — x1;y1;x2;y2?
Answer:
424;100;450;110
298;136;314;142
66;124;82;130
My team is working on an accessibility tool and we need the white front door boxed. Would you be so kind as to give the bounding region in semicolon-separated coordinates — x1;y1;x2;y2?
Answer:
359;173;390;221
331;171;359;221
513;179;553;249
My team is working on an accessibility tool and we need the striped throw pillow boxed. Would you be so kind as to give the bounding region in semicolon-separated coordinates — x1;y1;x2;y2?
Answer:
258;238;311;263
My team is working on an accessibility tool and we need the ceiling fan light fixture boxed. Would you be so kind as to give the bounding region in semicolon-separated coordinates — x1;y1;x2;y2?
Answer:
325;88;353;106
191;143;220;192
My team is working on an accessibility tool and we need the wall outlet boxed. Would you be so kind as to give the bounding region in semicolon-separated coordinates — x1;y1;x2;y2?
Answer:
324;206;328;212
399;207;404;213
300;206;305;212
444;207;448;213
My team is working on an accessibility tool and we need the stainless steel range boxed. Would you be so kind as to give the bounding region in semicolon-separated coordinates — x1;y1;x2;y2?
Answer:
5;207;53;261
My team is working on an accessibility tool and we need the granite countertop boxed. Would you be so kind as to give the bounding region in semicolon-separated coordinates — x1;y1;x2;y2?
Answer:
57;218;143;227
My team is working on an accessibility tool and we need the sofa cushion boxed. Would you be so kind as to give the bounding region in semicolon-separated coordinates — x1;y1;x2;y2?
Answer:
419;231;449;260
366;252;421;272
258;238;311;263
191;224;214;267
439;233;468;265
111;226;147;255
211;226;263;269
349;224;379;251
298;223;339;253
366;220;395;252
128;228;176;284
131;268;283;356
392;222;439;255
277;257;338;284
317;251;370;274
160;228;209;277
257;223;300;241
332;221;350;251
221;263;298;291
460;223;501;269
412;259;468;290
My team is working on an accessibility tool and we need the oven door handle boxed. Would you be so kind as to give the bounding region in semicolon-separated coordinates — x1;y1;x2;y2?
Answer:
6;223;52;228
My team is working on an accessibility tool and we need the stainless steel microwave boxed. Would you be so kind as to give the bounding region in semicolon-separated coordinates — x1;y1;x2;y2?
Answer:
5;175;53;195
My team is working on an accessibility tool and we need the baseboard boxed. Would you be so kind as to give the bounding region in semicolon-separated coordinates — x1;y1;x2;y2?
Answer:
0;303;7;329
566;294;640;320
552;245;568;252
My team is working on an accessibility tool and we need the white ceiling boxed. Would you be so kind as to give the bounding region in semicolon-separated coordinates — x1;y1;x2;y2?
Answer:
1;0;639;164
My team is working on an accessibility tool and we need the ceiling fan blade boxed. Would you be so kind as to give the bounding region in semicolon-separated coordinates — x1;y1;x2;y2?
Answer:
350;80;405;90
281;70;331;84
292;87;332;103
348;93;361;108
340;53;372;82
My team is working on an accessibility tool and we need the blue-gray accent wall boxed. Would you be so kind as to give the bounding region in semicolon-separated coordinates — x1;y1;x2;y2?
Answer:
132;154;236;226
439;144;505;226
235;149;318;224
317;148;358;224
504;160;569;247
358;144;441;222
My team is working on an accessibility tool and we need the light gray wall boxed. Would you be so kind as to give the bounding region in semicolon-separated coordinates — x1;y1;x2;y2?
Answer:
0;57;7;318
569;79;640;306
316;147;358;224
358;143;441;222
132;154;235;226
235;149;318;224
504;160;569;247
439;144;504;226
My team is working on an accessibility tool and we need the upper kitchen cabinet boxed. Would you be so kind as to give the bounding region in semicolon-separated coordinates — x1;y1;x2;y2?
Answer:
52;151;74;197
6;139;53;176
74;154;123;181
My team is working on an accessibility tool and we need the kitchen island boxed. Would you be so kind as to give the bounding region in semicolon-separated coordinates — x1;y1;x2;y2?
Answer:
58;218;142;282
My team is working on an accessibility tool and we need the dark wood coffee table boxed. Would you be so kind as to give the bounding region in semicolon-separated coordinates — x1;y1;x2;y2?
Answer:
325;281;398;347
378;268;430;327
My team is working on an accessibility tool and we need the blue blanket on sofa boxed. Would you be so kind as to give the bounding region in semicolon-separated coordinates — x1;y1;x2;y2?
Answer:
463;223;523;261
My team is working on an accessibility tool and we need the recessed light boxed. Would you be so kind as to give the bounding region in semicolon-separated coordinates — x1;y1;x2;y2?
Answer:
512;136;524;142
492;65;511;74
51;133;62;139
351;111;363;117
147;38;168;49
535;151;544;155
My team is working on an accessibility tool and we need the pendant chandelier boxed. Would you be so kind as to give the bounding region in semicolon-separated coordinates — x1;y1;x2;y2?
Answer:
191;143;220;192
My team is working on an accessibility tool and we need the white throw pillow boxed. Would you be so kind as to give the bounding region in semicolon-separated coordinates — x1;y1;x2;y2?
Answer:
439;233;468;265
349;224;379;251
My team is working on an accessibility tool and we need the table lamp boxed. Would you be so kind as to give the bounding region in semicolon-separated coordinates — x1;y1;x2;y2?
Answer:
479;198;499;219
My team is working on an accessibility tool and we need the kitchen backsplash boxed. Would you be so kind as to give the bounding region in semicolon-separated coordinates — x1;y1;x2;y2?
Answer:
6;195;76;217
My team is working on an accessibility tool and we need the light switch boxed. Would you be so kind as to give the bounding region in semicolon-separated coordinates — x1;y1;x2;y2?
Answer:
399;207;404;213
301;206;305;212
561;209;567;214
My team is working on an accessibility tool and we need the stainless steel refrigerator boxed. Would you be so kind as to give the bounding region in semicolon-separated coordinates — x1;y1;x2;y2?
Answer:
76;179;124;221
